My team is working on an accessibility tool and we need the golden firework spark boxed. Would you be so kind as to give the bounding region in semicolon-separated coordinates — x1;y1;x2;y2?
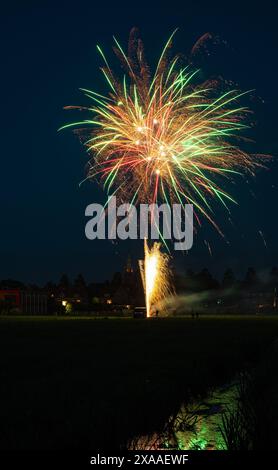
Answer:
140;239;172;318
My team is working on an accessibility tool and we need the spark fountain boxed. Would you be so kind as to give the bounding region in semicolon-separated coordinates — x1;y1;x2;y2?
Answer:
139;239;172;317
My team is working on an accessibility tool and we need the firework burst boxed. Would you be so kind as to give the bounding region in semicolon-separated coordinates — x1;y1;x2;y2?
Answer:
60;28;266;234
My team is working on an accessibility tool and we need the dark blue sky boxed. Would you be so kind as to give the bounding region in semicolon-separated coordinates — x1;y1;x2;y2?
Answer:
1;1;277;284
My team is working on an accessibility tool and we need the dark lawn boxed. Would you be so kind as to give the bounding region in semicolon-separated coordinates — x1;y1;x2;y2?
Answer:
0;315;278;449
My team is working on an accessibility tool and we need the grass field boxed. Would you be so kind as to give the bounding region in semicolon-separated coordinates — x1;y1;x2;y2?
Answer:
0;315;278;449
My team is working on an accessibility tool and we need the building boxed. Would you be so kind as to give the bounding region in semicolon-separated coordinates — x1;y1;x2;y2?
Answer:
0;289;48;314
112;255;144;307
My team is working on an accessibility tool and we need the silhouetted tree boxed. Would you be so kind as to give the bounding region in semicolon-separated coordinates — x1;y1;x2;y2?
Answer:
111;272;122;287
196;268;219;291
74;274;86;291
184;269;196;292
44;281;56;290
58;274;70;294
222;269;236;289
244;267;259;290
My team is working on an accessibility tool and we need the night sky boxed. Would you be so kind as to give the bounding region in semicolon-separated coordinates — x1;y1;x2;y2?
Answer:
1;1;278;285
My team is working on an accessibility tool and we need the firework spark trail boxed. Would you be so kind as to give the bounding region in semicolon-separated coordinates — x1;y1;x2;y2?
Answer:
204;239;213;256
60;28;267;239
258;230;267;248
